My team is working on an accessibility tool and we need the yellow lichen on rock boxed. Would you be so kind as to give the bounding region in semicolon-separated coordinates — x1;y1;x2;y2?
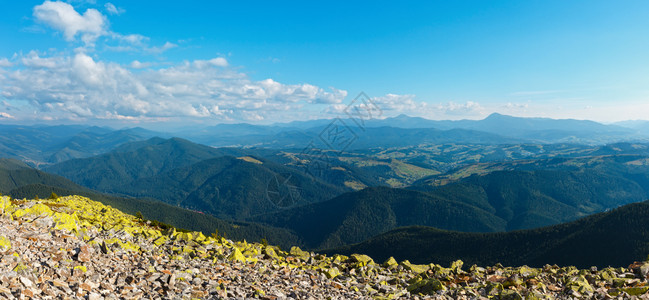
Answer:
73;265;87;273
0;196;12;215
174;231;193;242
153;236;168;246
401;260;430;274
289;246;311;260
50;195;139;232
52;211;79;233
323;267;341;279
0;236;10;252
12;203;53;219
194;232;207;243
382;256;398;268
1;194;648;299
228;248;246;263
349;253;375;267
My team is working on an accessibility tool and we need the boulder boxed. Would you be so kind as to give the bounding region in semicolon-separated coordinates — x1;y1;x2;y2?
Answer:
401;260;429;274
622;286;649;296
323;267;341;279
382;257;398;268
407;278;445;294
228;248;246;263
565;275;593;294
349;254;374;267
289;246;311;260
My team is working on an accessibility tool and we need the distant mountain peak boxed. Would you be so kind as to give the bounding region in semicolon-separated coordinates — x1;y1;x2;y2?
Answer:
484;112;509;119
385;114;429;122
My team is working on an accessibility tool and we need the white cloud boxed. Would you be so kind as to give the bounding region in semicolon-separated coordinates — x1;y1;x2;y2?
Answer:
21;50;64;68
0;58;12;67
193;57;228;68
32;1;175;55
0;52;348;122
315;87;347;104
105;36;177;54
242;111;264;121
33;1;107;45
372;94;423;112
0;112;15;119
72;52;108;86
129;60;153;69
326;93;428;118
147;41;177;53
115;33;147;45
104;3;125;15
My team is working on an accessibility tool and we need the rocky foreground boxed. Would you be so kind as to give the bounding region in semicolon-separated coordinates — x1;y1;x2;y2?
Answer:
1;195;649;299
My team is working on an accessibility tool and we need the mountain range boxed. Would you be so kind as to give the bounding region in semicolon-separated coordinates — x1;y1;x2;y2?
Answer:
4;113;649;168
2;113;649;268
0;124;160;166
38;136;649;253
252;160;649;249
177;113;648;148
4;153;649;268
44;138;346;220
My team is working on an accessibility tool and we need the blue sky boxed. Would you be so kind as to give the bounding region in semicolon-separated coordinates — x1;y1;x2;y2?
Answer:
1;1;648;127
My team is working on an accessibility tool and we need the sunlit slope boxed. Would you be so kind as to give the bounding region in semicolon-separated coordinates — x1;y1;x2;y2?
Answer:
0;161;301;248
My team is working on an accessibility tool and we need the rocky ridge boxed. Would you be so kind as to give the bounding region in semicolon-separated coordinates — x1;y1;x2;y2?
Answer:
0;195;649;299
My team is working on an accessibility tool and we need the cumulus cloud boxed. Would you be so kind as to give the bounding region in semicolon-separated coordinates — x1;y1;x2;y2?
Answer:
193;57;228;68
0;52;347;122
0;50;484;122
314;87;347;104
371;94;423;112
0;58;12;67
21;50;65;68
33;1;175;54
72;52;109;86
104;3;125;15
33;1;107;45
